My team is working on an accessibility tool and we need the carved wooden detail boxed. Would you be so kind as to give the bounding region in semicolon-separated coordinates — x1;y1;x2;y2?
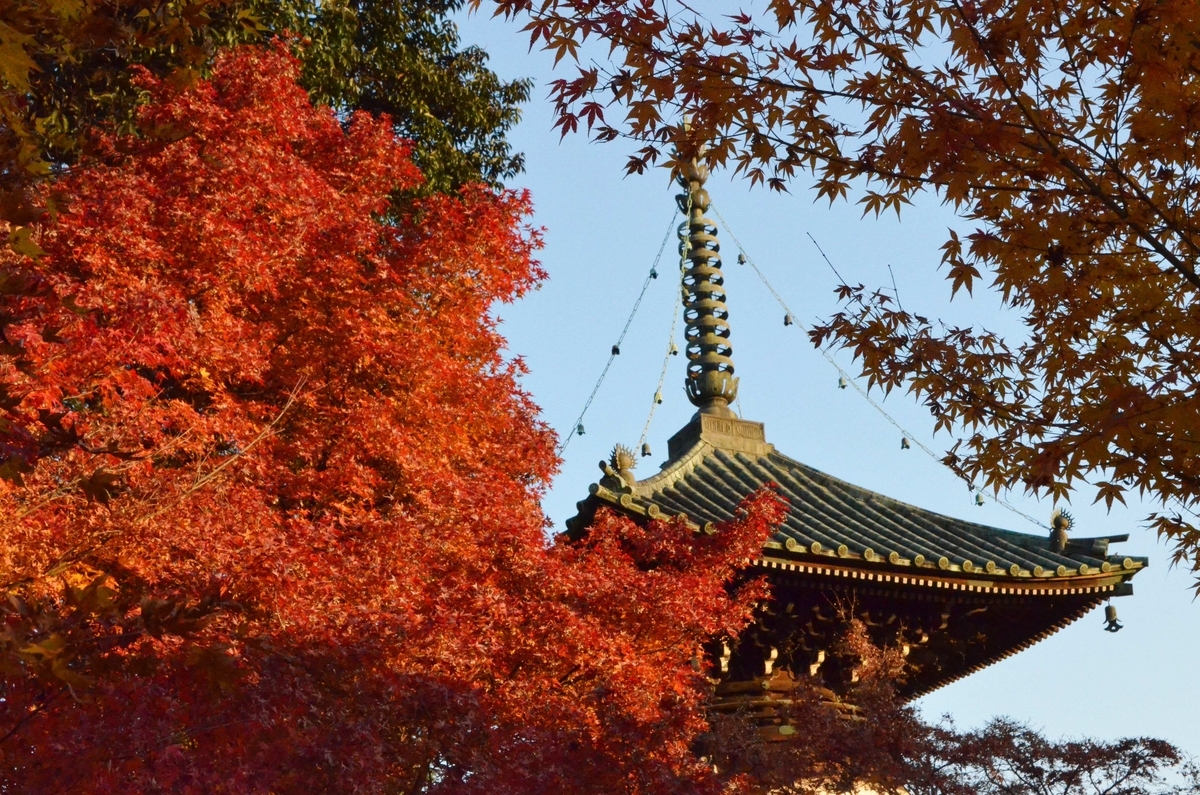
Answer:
710;570;1105;707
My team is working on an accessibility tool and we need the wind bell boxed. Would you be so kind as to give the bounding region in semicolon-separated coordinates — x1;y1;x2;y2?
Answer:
783;314;794;326
576;423;585;437
901;437;911;450
838;376;848;389
641;443;652;457
1104;602;1123;633
975;492;985;507
611;344;620;355
654;390;663;405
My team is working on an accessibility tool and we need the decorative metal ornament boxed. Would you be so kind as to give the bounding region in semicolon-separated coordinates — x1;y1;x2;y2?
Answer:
641;442;652;457
838;376;848;389
610;444;635;471
975;492;985;506
575;423;585;436
901;437;911;450
676;150;738;413
654;390;663;405
783;314;794;326
611;344;620;356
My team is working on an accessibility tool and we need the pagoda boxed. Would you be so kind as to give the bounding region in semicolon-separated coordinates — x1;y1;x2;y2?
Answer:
566;155;1147;713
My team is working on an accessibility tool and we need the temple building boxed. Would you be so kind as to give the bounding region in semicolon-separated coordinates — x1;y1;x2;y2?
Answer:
566;156;1146;716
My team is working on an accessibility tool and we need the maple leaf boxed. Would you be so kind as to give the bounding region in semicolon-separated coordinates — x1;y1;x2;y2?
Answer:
79;468;122;504
185;643;243;692
7;226;44;259
0;21;37;93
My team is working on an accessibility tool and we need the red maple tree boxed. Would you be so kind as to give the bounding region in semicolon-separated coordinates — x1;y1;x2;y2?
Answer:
0;43;788;793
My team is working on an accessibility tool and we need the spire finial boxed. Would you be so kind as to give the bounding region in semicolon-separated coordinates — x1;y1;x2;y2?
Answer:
676;144;738;415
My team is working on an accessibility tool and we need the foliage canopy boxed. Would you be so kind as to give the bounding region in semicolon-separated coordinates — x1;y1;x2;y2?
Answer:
0;0;249;227
256;0;531;193
0;0;529;233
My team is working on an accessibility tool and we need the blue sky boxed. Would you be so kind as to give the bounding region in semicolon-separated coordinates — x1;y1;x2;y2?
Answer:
454;8;1200;755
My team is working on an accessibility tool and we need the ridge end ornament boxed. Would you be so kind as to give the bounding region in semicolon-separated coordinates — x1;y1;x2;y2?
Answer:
1050;507;1073;553
599;443;638;491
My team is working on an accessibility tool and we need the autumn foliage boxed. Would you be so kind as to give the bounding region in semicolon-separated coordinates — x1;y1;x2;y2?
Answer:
0;27;1194;795
0;44;795;792
497;0;1200;590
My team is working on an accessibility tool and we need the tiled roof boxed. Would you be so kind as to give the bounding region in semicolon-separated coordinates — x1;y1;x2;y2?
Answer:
569;414;1147;588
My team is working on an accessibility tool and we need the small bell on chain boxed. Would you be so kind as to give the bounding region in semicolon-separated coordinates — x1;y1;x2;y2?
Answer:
784;314;794;327
654;390;663;405
901;437;911;450
1103;602;1123;633
611;344;620;355
974;492;985;507
737;252;747;265
641;442;652;458
838;376;848;389
576;423;585;437
669;342;679;356
650;267;658;279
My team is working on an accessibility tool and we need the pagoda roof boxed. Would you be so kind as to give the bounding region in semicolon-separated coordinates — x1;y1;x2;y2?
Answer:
568;413;1147;592
564;158;1144;701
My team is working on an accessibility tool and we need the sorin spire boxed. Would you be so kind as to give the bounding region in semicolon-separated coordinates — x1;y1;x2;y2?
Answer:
677;150;738;415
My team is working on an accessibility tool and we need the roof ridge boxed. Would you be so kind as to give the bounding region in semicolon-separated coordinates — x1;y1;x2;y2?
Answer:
603;440;1147;579
629;437;714;497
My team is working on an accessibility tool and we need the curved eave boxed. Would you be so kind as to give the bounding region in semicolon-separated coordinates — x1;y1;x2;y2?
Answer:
748;553;1137;598
909;596;1105;699
746;555;1119;699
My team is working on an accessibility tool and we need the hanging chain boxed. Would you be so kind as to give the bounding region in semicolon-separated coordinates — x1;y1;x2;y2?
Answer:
709;201;1044;529
636;196;692;455
557;214;678;457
